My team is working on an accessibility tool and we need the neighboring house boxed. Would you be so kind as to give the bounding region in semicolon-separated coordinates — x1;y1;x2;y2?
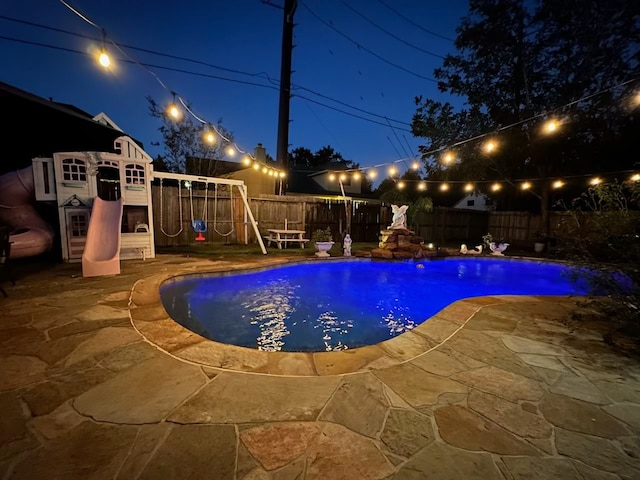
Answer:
286;163;365;198
453;192;496;211
186;144;279;197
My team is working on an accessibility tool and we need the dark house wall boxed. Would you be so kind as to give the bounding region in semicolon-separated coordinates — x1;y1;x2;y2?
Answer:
0;82;136;176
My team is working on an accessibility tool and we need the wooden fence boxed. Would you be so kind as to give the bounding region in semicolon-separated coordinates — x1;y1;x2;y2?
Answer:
152;187;391;246
152;185;612;248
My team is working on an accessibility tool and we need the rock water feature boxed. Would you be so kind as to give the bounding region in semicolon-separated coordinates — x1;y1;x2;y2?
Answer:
371;227;431;259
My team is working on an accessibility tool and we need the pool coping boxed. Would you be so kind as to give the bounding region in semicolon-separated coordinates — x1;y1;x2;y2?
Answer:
128;256;574;376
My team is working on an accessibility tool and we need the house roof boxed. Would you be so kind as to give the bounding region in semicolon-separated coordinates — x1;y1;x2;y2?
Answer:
1;81;142;175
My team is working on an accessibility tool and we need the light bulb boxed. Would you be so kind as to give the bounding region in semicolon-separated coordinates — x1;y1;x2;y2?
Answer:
226;146;236;157
253;163;260;170
483;140;497;153
242;156;252;166
388;166;398;177
397;181;405;190
440;183;449;191
543;119;560;134
418;182;426;191
279;171;286;178
168;104;181;120
442;152;455;164
262;167;268;174
464;183;474;192
411;161;420;170
352;171;361;180
631;173;640;182
328;173;336;181
98;50;111;68
491;182;502;192
552;180;565;189
367;169;377;179
204;131;216;145
339;173;347;181
521;181;531;190
590;177;602;186
268;170;274;176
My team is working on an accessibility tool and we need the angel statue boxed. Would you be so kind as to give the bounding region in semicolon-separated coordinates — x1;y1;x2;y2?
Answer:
389;204;408;229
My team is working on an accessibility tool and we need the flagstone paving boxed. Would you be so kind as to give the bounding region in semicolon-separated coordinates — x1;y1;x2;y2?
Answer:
0;254;639;479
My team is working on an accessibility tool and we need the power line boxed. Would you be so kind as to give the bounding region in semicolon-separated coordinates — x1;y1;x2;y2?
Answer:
0;34;414;131
299;1;437;83
293;94;412;132
374;0;455;42
339;1;445;60
0;14;410;127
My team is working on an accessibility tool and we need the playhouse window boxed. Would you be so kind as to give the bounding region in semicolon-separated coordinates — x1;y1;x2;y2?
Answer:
62;158;87;182
97;160;119;168
125;164;145;185
69;213;89;237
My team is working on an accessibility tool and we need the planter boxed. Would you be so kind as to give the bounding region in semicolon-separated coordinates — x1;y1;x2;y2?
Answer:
314;241;334;257
534;241;545;253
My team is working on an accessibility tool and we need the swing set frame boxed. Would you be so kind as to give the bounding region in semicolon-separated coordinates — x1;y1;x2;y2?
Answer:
153;171;267;254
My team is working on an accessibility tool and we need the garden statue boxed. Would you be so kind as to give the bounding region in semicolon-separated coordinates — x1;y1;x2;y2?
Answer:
489;242;509;256
343;234;352;256
389;204;409;229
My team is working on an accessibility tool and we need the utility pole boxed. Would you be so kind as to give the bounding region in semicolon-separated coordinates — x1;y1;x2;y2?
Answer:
275;0;297;194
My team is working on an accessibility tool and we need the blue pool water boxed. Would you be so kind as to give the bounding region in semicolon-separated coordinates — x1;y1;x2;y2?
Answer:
159;258;590;352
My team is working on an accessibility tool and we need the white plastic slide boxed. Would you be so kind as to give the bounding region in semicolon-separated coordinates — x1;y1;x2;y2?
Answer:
82;197;123;277
0;166;54;259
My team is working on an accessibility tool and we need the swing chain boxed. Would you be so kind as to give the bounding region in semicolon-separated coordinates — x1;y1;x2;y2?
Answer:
159;180;184;237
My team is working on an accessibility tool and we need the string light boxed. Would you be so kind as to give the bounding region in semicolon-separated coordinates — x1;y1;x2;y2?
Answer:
631;173;640;182
97;49;111;68
442;151;456;165
397;181;406;190
552;179;565;189
367;169;378;180
252;163;260;170
388;166;398;177
328;173;336;181
590;177;602;185
352;171;361;180
521;181;532;190
203;130;216;145
491;182;502;192
167;103;181;120
411;161;421;170
225;145;236;157
483;140;498;154
464;183;474;192
440;183;449;191
339;173;347;182
242;155;252;166
417;182;426;191
542;118;561;135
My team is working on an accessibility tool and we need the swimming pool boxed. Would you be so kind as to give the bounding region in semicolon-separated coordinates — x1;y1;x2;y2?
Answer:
159;258;591;352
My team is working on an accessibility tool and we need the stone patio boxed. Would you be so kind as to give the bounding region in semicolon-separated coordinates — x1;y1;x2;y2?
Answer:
1;255;639;479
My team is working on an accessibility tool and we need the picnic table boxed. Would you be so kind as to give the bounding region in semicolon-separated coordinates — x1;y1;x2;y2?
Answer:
265;229;310;249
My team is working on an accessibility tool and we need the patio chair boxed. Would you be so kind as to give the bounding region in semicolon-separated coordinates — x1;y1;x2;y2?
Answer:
0;225;14;297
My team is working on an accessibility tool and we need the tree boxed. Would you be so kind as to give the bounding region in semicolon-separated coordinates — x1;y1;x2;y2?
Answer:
411;0;639;234
147;96;233;173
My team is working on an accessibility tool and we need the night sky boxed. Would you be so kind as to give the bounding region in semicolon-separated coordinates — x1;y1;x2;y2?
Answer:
1;0;466;170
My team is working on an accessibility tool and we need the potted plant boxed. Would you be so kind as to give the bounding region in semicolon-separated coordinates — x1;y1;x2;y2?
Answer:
312;227;334;257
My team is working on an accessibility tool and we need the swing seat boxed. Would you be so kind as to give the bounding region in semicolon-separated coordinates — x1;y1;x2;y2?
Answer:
192;219;207;242
191;219;207;233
